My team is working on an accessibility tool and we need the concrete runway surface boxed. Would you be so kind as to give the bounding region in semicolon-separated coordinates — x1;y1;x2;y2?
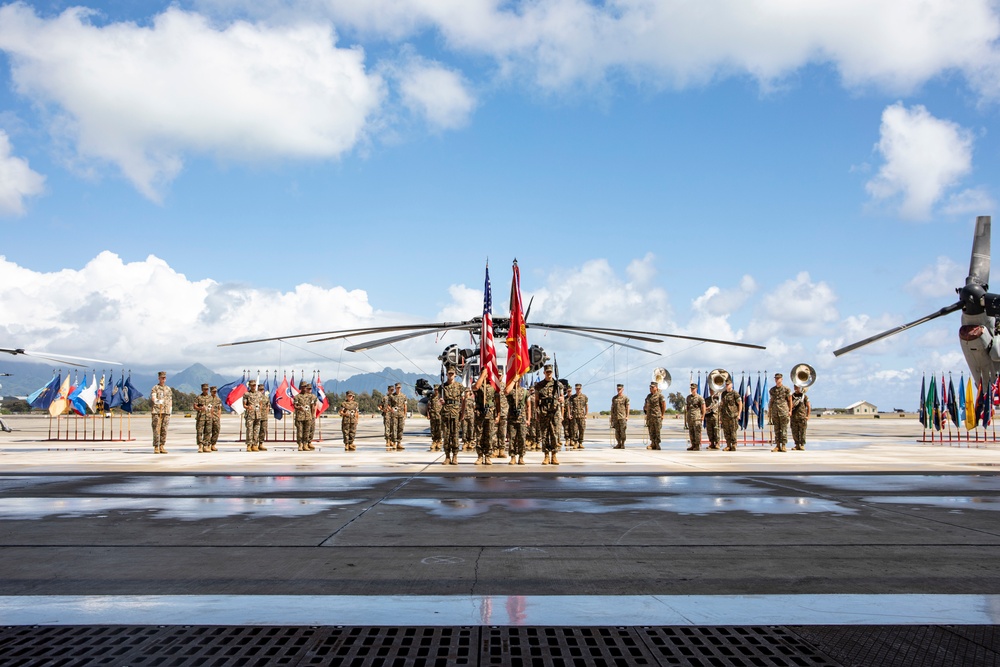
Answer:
0;414;998;665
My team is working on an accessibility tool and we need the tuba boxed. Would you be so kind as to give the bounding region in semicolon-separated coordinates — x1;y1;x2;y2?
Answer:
708;368;730;392
790;363;816;388
652;367;671;391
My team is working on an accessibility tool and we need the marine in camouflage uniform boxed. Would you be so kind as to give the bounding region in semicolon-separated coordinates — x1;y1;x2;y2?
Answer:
193;383;212;452
439;367;464;465
150;372;172;454
568;384;588;449
719;379;742;451
505;383;530;465
293;381;318;451
560;385;571;449
643;382;666;450
258;384;270;448
494;385;509;458
427;385;442;451
243;381;265;452
472;369;498;465
533;365;564;465
339;391;360;451
391;382;407;451
791;387;811;450
206;386;222;451
704;390;721;450
380;386;394;451
610;384;629;448
769;373;793;452
526;388;539;450
461;388;477;451
684;383;706;451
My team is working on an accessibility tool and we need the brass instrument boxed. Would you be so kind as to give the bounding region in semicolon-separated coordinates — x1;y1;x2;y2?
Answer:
652;367;671;391
708;368;730;393
790;363;817;389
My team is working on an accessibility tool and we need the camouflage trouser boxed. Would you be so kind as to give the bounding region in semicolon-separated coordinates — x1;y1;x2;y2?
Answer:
394;415;405;444
342;419;357;445
612;419;627;446
151;413;169;449
646;416;662;448
442;415;460;455
260;416;269;443
508;421;526;457
461;417;475;447
704;412;719;447
195;416;210;448
721;417;739;448
476;416;495;458
571;417;586;445
207;419;220;447
538;412;560;452
295;417;314;446
791;418;807;447
429;416;442;443
495;417;507;454
245;417;263;448
772;414;789;447
383;415;392;441
686;421;702;448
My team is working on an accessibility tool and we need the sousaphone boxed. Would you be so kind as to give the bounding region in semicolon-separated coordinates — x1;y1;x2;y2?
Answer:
790;363;817;388
708;368;731;392
652;367;671;391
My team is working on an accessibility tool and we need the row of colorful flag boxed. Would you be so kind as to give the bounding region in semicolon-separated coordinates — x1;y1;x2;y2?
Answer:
27;371;144;417
920;373;999;430
217;371;330;419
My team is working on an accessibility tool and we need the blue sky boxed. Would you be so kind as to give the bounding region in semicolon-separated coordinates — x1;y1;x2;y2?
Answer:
1;0;998;410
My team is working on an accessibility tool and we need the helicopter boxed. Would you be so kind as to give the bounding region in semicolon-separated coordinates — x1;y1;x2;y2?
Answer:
219;266;767;412
834;215;1000;383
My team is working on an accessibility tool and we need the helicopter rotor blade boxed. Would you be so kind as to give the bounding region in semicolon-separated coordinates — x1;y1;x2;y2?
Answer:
969;215;991;287
337;324;477;352
529;325;765;350
309;322;476;344
526;322;663;344
833;302;964;357
1;348;120;366
528;324;661;355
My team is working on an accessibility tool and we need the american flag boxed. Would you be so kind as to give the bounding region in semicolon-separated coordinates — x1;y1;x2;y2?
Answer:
481;264;500;389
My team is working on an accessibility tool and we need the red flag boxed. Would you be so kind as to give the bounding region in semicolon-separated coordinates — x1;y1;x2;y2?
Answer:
481;264;500;389
313;374;329;417
505;260;530;389
274;374;294;415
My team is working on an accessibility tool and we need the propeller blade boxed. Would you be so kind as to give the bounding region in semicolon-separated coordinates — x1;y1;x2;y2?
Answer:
833;301;964;356
337;324;477;352
528;324;661;355
968;215;991;287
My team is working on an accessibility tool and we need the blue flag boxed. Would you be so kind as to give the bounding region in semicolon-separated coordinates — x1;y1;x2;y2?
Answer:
752;376;762;427
758;375;769;429
918;376;927;427
218;374;246;413
738;375;750;430
958;373;966;423
120;375;144;413
27;373;61;410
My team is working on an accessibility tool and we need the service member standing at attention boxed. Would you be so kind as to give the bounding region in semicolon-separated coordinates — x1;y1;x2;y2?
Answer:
568;383;589;449
427;385;442;451
256;382;269;450
392;382;407;451
791;386;811;450
704;388;721;450
461;387;476;451
380;385;394;451
150;371;172;454
494;382;509;459
643;381;666;450
339;390;360;451
769;372;793;452
207;386;222;452
243;380;262;452
471;368;498;465
684;382;706;451
719;378;742;452
505;381;531;465
610;384;629;448
193;383;212;452
534;364;564;465
293;381;317;451
439;367;463;465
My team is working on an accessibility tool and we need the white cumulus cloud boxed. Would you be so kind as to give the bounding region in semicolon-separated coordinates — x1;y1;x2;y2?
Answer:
0;129;44;215
866;103;975;220
0;3;385;201
905;256;965;301
393;55;476;130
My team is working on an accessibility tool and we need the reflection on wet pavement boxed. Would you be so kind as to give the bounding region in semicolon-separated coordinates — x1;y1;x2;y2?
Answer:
426;476;765;494
0;497;358;520
86;476;381;495
786;475;1000;493
861;496;1000;511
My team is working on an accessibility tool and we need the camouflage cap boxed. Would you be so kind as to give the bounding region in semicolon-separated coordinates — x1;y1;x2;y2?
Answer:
346;390;355;397
299;381;309;389
248;380;257;387
543;364;553;371
774;372;783;379
157;371;167;378
201;383;209;390
574;383;582;388
209;386;217;391
616;384;624;389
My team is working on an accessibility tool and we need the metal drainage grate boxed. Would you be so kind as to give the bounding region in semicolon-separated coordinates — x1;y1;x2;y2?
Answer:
789;625;1000;667
482;626;658;666
640;626;840;666
302;626;477;666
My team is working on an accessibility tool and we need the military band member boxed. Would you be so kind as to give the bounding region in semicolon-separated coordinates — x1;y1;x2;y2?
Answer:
193;383;211;452
643;381;666;450
440;367;464;465
339;390;360;451
495;382;509;459
610;384;629;448
427;385;442;451
791;386;811;450
380;385;394;451
505;380;531;465
719;378;742;451
769;372;793;452
704;387;721;450
534;364;564;464
391;382;407;451
150;371;172;454
568;383;588;449
684;383;706;451
243;380;264;452
293;381;317;451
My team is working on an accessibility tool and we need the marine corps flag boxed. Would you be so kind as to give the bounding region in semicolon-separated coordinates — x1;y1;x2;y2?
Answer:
505;260;530;390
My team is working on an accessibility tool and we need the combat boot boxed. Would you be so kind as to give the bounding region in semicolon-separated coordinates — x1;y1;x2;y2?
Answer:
441;455;450;465
542;453;550;465
306;443;315;451
517;455;525;465
250;445;259;452
475;455;484;465
450;453;459;465
298;444;305;451
350;444;357;451
396;444;405;451
550;452;559;465
210;445;218;451
509;456;516;465
484;456;492;465
258;444;268;451
153;446;161;454
686;445;700;451
793;445;804;451
246;445;253;452
197;445;204;453
160;447;168;454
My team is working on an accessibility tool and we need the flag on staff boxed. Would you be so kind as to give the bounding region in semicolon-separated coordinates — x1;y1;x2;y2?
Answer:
939;375;947;426
751;375;762;425
289;372;300;399
218;374;248;414
27;372;61;410
948;376;959;425
273;374;294;417
958;373;966;425
48;374;72;417
120;374;144;413
965;377;977;430
930;375;941;431
738;375;751;429
985;379;994;427
918;376;927;427
108;374;126;410
504;260;530;390
758;374;769;430
975;378;986;428
925;375;937;429
312;374;329;417
71;373;98;415
480;264;500;389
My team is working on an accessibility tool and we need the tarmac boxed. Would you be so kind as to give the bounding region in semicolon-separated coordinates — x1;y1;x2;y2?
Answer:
0;413;999;665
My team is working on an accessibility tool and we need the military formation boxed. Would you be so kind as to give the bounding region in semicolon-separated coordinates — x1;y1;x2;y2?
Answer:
145;368;812;457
